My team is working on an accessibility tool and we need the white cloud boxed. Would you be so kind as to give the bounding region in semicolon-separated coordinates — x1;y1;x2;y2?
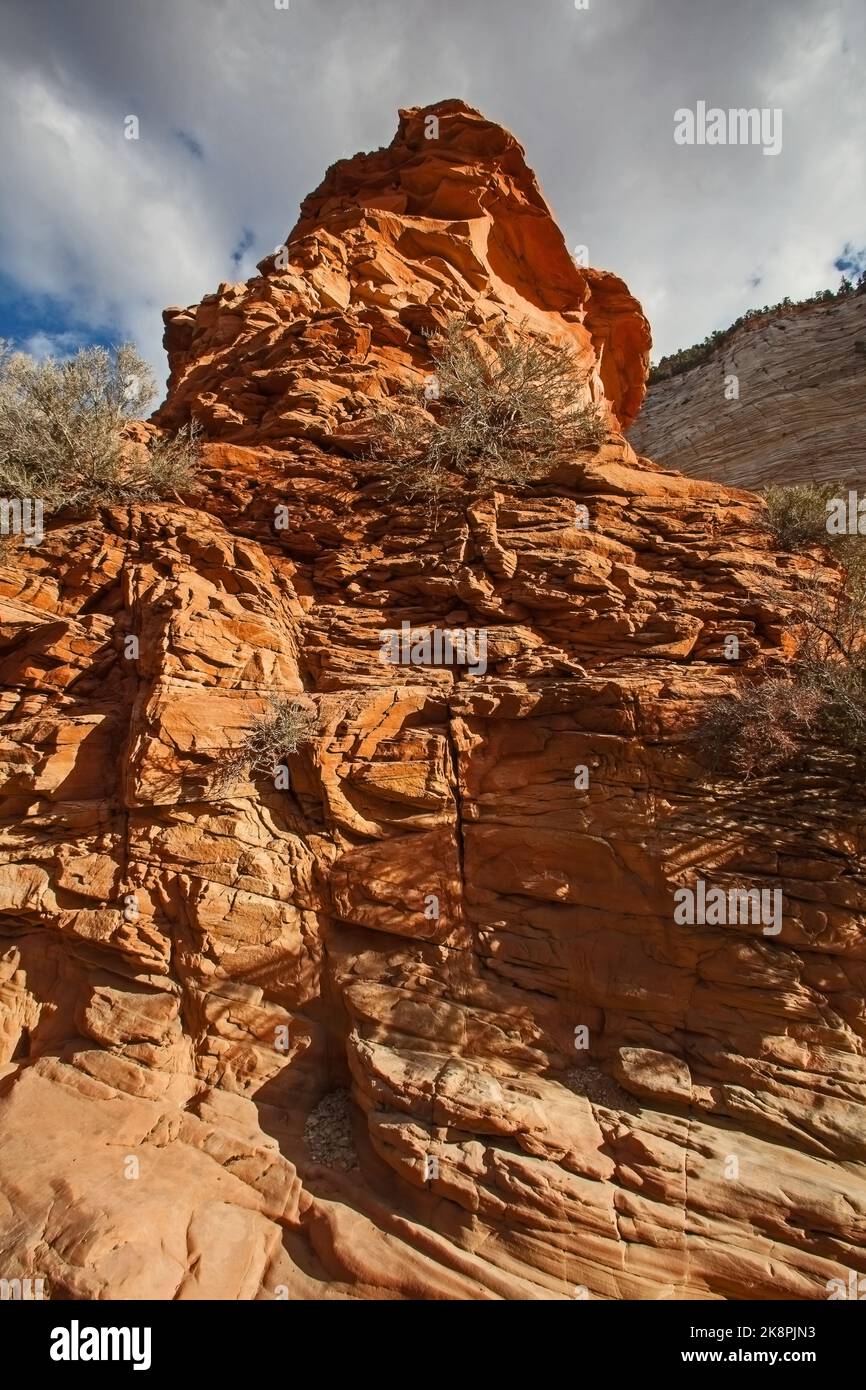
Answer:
0;0;863;392
20;330;87;361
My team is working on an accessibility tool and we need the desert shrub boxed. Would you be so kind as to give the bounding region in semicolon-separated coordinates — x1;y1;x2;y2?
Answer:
367;317;606;503
697;675;823;776
792;555;866;755
761;480;845;551
215;696;317;792
697;546;866;774
121;424;202;501
0;340;199;515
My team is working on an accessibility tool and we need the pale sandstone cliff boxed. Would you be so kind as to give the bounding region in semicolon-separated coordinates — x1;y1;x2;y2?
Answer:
0;101;864;1301
629;291;866;488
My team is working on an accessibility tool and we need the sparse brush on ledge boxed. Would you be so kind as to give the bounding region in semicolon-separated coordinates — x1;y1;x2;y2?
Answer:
697;484;866;775
762;480;845;551
214;696;318;794
0;341;200;516
366;316;607;506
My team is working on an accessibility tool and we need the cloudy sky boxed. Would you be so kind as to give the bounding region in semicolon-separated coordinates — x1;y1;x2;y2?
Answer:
1;0;863;403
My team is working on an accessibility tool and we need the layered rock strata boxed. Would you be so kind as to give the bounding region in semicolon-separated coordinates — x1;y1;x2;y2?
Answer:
630;291;866;488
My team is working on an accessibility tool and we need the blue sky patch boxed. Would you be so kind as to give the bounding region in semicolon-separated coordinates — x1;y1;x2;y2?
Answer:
834;243;866;279
0;274;116;357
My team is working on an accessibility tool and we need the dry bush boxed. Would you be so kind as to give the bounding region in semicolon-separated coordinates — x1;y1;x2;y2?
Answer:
792;555;866;757
697;543;866;774
697;675;823;776
367;317;607;504
0;340;199;514
215;696;317;792
123;425;202;501
762;480;842;551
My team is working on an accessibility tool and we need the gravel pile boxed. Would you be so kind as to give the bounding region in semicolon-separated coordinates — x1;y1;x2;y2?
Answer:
562;1066;634;1110
303;1088;359;1170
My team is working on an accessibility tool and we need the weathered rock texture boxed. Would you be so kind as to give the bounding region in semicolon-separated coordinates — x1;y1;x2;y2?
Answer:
155;98;650;443
1;101;864;1302
629;291;866;488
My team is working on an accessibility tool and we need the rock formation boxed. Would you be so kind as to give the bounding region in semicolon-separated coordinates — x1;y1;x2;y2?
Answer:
629;290;866;488
1;100;864;1302
155;98;650;444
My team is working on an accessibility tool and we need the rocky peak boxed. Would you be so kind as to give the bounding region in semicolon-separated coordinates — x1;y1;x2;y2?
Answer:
156;100;651;444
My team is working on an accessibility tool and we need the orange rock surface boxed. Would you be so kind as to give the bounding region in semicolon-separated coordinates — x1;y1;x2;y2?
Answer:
1;101;864;1302
155;100;650;444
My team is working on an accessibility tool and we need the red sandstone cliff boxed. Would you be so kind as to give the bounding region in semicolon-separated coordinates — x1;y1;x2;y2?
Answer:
0;101;863;1302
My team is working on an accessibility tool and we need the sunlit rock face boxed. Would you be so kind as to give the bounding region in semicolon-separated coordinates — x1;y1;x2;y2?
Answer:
630;289;866;488
1;101;864;1302
155;98;651;444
